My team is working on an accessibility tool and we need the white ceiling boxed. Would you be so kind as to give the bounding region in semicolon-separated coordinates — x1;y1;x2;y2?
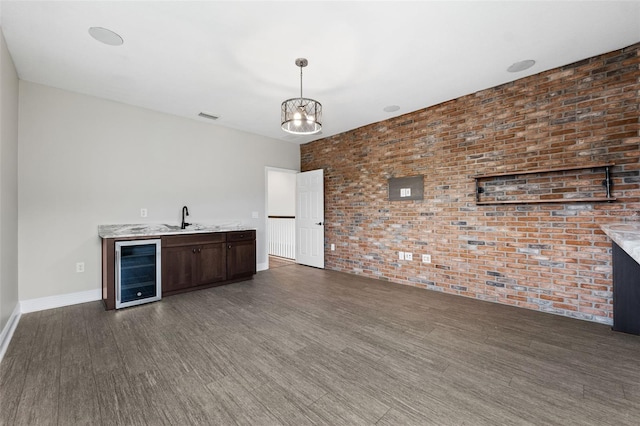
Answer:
1;1;639;144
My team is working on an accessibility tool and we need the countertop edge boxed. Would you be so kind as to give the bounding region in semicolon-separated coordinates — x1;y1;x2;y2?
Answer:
98;224;256;239
600;222;640;265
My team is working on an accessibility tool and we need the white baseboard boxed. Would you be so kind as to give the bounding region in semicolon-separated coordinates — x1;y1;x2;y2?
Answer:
20;288;102;314
257;262;268;272
0;302;21;363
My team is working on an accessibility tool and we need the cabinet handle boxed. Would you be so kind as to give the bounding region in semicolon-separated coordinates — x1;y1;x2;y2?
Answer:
192;248;196;253
240;234;244;238
197;248;201;253
115;251;120;303
228;245;232;249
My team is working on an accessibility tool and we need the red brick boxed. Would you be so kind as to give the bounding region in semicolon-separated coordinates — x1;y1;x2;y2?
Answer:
301;43;640;326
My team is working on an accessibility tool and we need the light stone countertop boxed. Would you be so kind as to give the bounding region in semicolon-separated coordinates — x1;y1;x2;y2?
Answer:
601;222;640;265
98;223;255;239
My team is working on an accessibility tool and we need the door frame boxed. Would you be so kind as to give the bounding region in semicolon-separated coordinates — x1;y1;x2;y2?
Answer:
264;166;299;270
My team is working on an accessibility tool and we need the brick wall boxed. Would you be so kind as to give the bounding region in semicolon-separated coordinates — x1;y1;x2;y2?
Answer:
300;43;640;325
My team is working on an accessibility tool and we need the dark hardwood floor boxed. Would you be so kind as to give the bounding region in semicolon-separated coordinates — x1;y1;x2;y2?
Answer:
2;265;640;425
269;255;296;269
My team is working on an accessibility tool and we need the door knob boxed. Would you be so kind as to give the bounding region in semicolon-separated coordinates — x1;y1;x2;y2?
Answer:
315;222;323;225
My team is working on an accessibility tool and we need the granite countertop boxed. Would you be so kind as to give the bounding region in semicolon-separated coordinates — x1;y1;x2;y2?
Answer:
98;223;255;239
601;222;640;265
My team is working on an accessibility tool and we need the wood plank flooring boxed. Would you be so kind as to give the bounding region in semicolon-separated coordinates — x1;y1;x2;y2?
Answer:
2;265;640;425
268;255;296;269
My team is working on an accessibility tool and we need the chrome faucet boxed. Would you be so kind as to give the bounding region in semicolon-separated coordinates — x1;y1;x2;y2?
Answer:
181;206;191;229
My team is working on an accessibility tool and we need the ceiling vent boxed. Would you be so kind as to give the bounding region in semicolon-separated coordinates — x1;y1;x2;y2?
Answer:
198;112;219;120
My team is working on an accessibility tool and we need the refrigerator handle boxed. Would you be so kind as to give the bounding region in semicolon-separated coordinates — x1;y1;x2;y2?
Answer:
115;249;120;303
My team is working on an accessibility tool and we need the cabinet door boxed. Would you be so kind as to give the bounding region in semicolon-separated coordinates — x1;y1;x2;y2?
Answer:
162;245;195;293
197;243;227;285
227;240;256;280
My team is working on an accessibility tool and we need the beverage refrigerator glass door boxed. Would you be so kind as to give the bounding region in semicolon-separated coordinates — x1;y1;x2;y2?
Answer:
115;239;162;309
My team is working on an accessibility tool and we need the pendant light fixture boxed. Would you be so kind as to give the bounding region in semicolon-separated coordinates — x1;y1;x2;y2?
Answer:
281;58;322;135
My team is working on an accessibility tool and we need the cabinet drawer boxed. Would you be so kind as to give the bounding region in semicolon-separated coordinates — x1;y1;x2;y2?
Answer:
227;230;256;242
162;232;226;247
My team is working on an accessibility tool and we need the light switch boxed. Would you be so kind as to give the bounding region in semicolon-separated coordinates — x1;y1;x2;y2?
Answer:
400;188;411;197
251;211;259;219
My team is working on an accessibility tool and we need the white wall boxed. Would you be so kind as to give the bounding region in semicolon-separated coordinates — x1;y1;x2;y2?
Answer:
267;169;296;216
18;81;299;300
0;29;19;332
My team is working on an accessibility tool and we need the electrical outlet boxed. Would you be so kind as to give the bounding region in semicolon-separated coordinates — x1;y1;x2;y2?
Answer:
405;252;413;261
422;254;431;263
399;251;405;260
76;262;85;273
330;243;335;251
140;208;148;218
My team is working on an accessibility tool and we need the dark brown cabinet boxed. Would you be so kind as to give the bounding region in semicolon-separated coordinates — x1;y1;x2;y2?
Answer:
162;245;195;292
198;243;227;284
227;231;257;280
102;229;256;310
162;233;227;294
612;242;640;335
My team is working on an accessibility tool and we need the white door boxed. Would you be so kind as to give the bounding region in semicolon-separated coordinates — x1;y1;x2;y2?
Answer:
296;169;324;268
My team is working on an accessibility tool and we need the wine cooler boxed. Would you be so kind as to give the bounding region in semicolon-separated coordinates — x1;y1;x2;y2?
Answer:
115;239;161;309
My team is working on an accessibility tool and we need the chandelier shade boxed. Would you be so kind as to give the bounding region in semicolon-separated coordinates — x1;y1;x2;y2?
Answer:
281;58;322;135
281;97;322;135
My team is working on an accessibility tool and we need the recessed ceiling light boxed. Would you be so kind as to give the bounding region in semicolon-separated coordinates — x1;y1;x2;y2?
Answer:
383;105;400;112
507;59;535;73
88;27;123;46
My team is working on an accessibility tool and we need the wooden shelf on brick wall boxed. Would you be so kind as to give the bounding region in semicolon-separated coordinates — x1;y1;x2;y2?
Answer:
473;163;616;205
